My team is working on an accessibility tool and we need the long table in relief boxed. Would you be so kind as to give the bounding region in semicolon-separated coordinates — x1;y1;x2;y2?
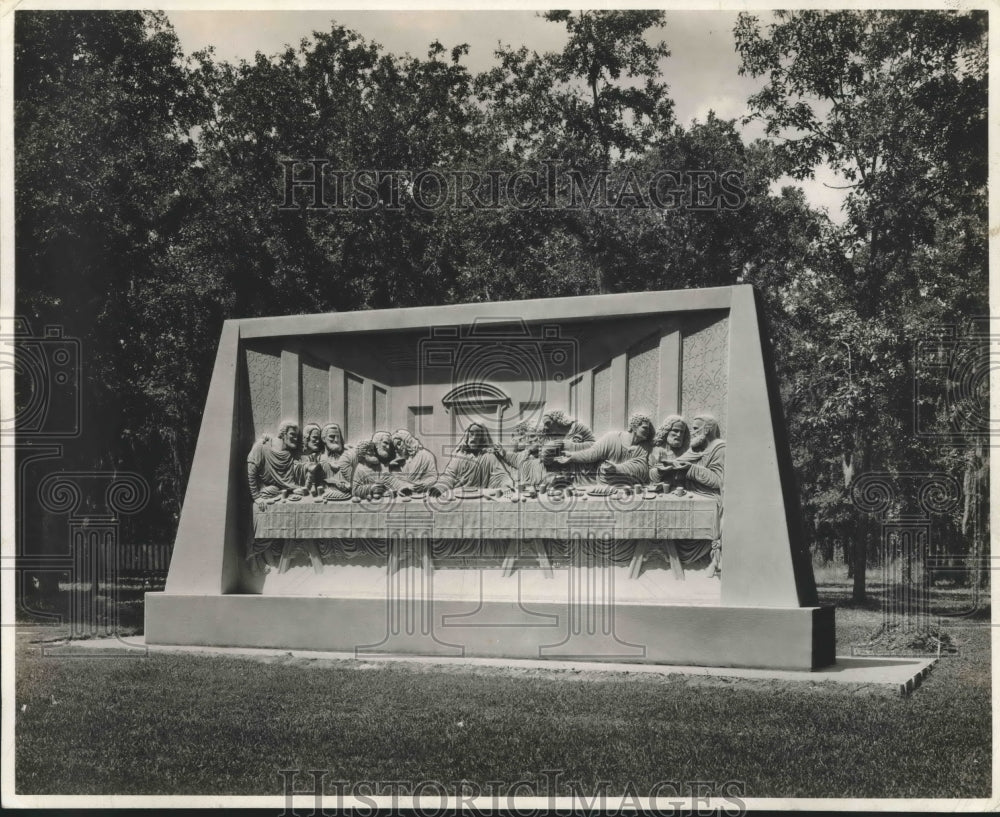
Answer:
252;496;720;579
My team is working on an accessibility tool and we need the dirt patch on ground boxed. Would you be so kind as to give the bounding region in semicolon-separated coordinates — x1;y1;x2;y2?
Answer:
152;645;902;697
19;624;908;697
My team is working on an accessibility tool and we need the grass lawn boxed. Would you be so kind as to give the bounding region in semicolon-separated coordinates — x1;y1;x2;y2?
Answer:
13;571;992;798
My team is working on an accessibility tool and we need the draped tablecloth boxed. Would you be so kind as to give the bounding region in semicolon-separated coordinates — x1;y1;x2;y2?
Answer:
252;495;719;541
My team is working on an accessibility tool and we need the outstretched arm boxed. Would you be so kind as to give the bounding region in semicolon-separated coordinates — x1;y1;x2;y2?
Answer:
614;454;651;485
558;434;613;465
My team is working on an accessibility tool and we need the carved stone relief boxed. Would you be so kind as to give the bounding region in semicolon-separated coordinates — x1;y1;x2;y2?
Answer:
301;356;329;425
246;347;281;439
681;313;728;434
627;332;659;419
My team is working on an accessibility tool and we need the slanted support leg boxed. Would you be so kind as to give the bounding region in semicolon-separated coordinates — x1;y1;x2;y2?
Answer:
501;541;519;578
664;541;685;580
629;541;649;580
277;543;292;575
304;540;323;575
535;540;553;578
502;539;553;578
419;535;433;575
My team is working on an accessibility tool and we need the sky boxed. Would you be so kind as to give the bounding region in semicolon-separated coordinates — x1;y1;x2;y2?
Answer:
166;9;850;217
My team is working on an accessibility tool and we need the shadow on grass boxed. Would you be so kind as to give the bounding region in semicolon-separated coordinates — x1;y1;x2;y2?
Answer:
16;579;164;636
814;565;990;620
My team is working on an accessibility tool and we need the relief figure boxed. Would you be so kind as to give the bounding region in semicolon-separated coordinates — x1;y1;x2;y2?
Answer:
246;419;308;510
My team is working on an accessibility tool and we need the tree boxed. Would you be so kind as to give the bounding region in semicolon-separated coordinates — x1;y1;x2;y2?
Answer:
735;10;987;601
475;10;675;293
15;10;208;552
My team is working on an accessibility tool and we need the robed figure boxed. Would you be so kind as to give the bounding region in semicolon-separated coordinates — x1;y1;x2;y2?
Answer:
435;422;515;493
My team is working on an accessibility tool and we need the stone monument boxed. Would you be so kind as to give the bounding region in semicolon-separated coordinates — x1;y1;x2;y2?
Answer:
146;286;835;669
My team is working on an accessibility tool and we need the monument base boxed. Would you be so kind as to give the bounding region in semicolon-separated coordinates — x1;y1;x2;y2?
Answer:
145;593;835;670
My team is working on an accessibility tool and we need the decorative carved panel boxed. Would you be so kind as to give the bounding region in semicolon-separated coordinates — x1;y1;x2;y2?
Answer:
301;357;329;425
681;313;729;434
246;347;281;438
345;373;363;443
627;332;659;419
373;385;387;431
592;363;611;435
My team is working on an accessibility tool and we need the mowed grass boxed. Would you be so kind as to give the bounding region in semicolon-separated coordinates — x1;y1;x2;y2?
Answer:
15;609;990;799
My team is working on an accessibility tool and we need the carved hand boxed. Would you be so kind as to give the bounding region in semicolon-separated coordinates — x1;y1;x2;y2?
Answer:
554;455;571;465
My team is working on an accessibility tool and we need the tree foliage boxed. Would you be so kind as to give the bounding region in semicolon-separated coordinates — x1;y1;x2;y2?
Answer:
13;6;987;594
736;10;987;598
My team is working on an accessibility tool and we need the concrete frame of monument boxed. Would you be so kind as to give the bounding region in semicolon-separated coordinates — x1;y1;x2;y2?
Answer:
147;286;834;670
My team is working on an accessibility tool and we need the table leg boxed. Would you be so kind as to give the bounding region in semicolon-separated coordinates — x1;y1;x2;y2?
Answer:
534;540;553;578
277;543;292;575
304;540;323;575
501;541;519;577
664;541;685;580
628;541;649;580
420;537;433;575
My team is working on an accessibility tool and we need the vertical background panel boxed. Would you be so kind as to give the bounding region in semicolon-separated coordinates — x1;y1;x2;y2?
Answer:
627;332;660;420
373;385;388;431
592;363;611;435
681;313;729;434
245;347;281;439
345;373;364;443
301;356;329;425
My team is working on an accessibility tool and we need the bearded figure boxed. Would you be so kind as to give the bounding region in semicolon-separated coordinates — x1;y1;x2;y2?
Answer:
318;423;352;500
508;421;546;489
670;414;725;498
648;415;691;490
351;432;417;499
669;413;725;577
434;422;515;494
390;429;439;490
298;422;325;496
246;419;308;510
554;412;654;487
541;410;596;453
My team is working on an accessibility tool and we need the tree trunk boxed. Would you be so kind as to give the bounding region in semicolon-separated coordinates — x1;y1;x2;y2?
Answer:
852;521;868;603
963;438;988;593
849;439;873;604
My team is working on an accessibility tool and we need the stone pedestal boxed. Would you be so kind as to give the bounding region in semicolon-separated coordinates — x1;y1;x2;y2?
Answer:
146;593;833;670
